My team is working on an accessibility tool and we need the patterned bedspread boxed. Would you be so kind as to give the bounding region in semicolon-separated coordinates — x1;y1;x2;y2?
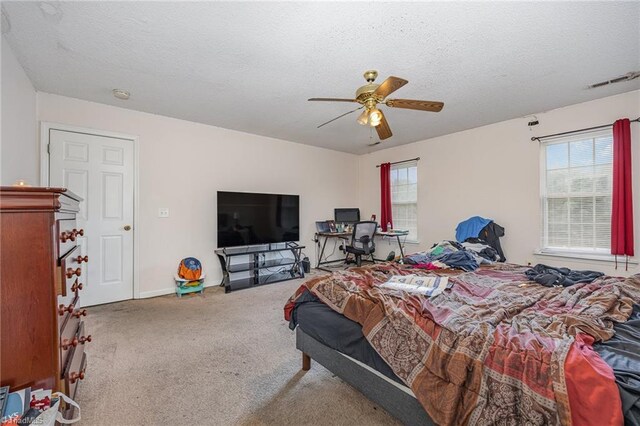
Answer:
284;263;640;425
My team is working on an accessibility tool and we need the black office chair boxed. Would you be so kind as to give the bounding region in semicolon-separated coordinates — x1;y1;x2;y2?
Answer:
344;221;377;266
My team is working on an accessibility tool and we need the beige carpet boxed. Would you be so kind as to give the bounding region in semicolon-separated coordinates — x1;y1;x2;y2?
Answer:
77;274;400;425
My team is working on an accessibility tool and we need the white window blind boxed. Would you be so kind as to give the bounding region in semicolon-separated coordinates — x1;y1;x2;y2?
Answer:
541;129;613;254
391;161;418;241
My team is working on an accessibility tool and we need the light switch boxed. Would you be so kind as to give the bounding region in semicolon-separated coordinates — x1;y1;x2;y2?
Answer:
158;208;170;218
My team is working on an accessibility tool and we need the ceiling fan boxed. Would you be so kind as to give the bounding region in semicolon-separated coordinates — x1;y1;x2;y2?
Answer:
309;70;444;140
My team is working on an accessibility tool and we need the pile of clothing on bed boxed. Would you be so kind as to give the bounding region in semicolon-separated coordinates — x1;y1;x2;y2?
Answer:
402;216;507;272
455;215;506;261
403;239;500;271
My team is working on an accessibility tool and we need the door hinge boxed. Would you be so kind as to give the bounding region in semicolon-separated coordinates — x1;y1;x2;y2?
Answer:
47;143;50;154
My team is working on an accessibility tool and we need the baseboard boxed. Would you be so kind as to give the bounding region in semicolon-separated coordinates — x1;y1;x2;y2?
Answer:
137;281;220;299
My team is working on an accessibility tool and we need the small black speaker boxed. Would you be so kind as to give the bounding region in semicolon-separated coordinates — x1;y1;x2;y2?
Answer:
302;257;311;273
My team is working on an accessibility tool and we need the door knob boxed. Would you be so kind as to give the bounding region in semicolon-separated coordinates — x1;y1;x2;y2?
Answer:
124;225;132;231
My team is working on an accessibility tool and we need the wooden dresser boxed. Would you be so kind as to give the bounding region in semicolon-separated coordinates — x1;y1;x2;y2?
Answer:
0;186;90;399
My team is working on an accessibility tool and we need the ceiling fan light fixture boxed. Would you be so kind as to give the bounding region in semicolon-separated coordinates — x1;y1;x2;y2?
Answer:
368;108;382;127
309;70;444;142
357;109;369;125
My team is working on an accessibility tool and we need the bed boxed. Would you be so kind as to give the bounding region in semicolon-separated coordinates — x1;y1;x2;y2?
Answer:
284;263;640;426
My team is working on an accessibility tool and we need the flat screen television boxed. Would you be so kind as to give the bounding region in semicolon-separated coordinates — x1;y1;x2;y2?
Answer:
217;191;300;248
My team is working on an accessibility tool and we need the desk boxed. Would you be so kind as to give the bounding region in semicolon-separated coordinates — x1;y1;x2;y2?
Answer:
315;230;410;271
315;232;350;270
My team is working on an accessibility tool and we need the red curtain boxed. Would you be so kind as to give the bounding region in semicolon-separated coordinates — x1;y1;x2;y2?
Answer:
380;163;393;231
611;118;634;260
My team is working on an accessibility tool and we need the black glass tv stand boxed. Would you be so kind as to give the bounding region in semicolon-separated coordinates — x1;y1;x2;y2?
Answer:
215;242;305;293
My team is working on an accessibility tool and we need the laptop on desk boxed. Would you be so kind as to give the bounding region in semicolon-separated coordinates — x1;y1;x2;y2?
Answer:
315;221;331;233
316;220;347;234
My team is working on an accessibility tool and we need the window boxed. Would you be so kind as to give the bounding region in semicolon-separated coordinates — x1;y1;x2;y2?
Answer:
391;161;418;241
541;129;613;254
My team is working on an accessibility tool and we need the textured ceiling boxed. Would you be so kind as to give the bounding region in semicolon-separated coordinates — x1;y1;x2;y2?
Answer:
2;1;639;154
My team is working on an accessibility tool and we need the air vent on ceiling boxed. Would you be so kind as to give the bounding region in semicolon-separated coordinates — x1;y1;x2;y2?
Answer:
588;71;640;89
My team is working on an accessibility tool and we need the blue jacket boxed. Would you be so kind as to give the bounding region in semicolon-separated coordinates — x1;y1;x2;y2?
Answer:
455;216;492;242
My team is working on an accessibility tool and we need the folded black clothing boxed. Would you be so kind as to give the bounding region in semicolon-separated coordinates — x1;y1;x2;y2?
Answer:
465;236;506;262
478;247;499;261
525;264;604;287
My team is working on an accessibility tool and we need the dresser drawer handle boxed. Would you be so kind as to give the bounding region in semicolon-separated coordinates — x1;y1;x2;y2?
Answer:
72;309;88;318
75;255;89;264
69;370;85;384
79;335;92;344
66;268;82;278
60;231;75;243
62;337;79;350
58;304;74;316
71;282;84;292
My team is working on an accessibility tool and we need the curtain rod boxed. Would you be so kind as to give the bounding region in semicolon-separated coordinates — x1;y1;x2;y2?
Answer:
531;117;640;142
375;157;420;168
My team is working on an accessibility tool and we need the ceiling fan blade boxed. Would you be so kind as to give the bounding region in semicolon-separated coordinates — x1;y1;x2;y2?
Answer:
317;106;364;128
374;76;408;99
375;110;392;140
385;99;444;112
308;98;357;102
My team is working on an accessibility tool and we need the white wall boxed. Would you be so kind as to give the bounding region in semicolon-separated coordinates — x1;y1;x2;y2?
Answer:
1;37;37;185
358;90;640;276
8;64;639;297
37;93;358;297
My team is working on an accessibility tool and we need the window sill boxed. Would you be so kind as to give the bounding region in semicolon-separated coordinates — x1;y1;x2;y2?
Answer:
533;250;638;265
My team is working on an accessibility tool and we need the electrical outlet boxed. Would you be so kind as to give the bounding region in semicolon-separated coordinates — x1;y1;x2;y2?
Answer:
158;208;170;218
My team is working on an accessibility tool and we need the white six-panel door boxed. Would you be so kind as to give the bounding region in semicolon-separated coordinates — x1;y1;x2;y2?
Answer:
49;129;134;306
